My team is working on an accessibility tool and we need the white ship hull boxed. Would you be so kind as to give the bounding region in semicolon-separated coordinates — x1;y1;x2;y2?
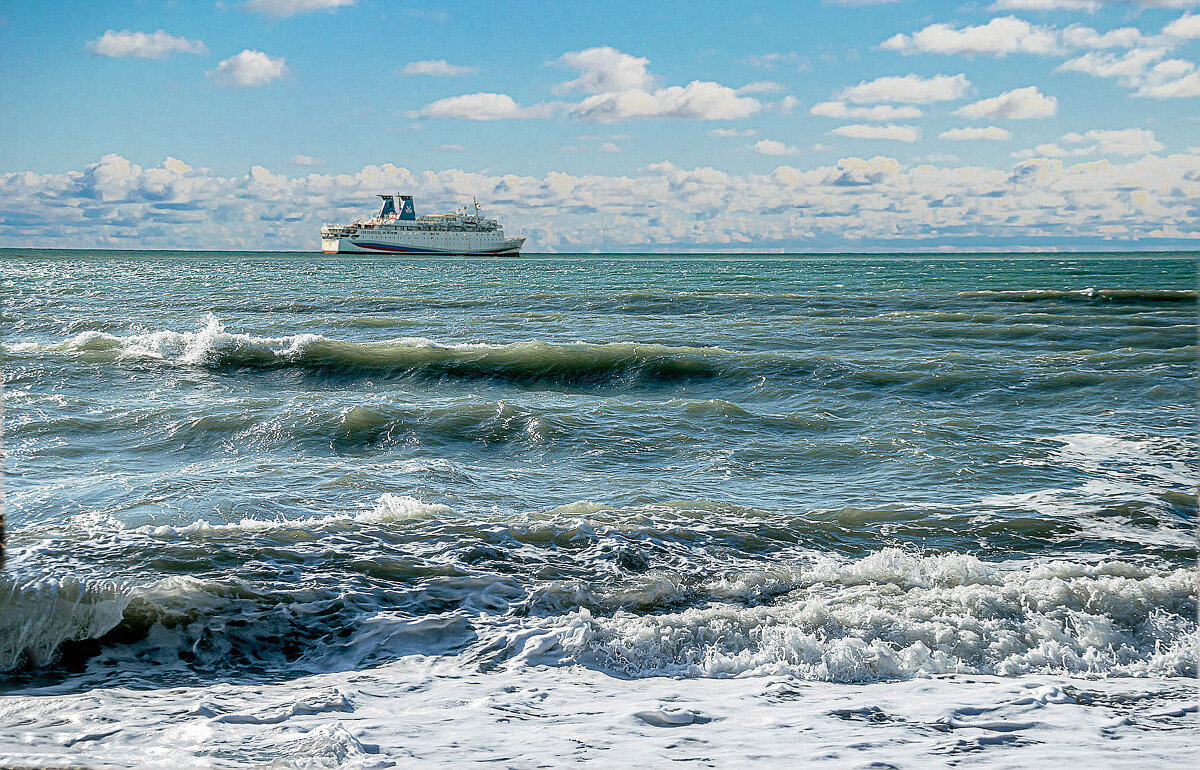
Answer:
322;230;525;255
321;194;525;255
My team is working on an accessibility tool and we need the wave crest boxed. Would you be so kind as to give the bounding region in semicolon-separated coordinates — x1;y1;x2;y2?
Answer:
9;315;739;384
480;549;1198;682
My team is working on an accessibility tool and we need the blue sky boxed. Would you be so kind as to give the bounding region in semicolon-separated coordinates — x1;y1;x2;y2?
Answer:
1;0;1198;251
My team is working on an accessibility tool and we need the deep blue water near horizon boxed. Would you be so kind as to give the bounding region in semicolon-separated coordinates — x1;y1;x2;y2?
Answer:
0;250;1196;764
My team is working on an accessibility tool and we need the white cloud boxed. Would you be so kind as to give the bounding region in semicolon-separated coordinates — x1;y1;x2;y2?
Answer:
1136;69;1200;96
1060;24;1146;49
914;152;961;163
206;50;289;88
6;151;1200;250
710;128;758;137
775;95;800;113
242;0;355;17
881;14;1193;57
737;80;786;94
436;144;466;152
555;47;655;94
881;17;1060;56
940;126;1013;140
1062;128;1164;154
1058;48;1167;83
289;154;323;166
741;52;808;70
751;139;801;155
401;60;477;76
1016;128;1164;158
87;30;206;59
991;0;1100;10
957;86;1058;119
1021;143;1069;157
996;0;1200;11
572;80;761;122
1163;12;1200;38
408;92;556;120
1058;48;1200;97
547;46;765;123
831;124;921;142
810;101;924;120
837;74;971;104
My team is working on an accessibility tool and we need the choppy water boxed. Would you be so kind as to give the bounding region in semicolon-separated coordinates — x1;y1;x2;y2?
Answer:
1;251;1197;767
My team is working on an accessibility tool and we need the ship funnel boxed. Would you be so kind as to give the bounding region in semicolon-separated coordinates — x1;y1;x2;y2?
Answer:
399;195;416;220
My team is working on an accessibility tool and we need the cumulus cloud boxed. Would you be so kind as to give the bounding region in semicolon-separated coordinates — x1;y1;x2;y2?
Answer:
572;80;761;122
289;154;323;166
401;60;477;76
408;92;557;120
831;124;921;142
1163;12;1200;38
738;80;786;94
87;30;207;59
242;0;355;17
1062;128;1164;154
751;139;802;155
810;101;924;120
1058;48;1200;97
881;17;1061;56
940;126;1013;140
880;15;1157;56
410;46;763;124
775;95;800;114
207;50;288;87
710;127;758;137
555;47;655;94
991;0;1100;10
956;86;1058;118
5;151;1199;250
549;47;764;122
1136;69;1200;96
1015;129;1163;158
1012;143;1069;159
1058;48;1167;83
837;74;970;104
997;0;1200;9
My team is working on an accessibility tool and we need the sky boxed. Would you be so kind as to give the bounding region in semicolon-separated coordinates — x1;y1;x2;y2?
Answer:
1;0;1198;252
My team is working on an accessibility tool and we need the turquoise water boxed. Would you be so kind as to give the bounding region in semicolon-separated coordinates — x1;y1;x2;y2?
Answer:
1;252;1196;764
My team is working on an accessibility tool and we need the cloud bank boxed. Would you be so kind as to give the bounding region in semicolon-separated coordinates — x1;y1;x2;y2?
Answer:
7;151;1195;251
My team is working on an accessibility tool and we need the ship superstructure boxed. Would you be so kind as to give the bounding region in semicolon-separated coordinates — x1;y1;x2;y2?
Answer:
321;194;525;255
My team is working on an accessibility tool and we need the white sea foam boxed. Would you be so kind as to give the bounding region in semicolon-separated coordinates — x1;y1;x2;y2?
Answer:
479;549;1197;682
136;494;452;538
0;660;1192;768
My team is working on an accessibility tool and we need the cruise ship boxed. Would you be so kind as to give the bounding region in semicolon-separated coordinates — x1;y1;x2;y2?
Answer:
321;194;525;255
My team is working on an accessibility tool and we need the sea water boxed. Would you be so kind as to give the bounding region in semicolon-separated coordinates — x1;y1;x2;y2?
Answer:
1;251;1196;767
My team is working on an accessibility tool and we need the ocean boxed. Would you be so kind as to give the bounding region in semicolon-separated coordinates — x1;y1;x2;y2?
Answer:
1;251;1196;768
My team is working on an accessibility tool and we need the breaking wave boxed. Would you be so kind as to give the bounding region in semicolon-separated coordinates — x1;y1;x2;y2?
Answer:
958;288;1197;303
3;495;1195;685
483;549;1199;682
5;315;743;385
